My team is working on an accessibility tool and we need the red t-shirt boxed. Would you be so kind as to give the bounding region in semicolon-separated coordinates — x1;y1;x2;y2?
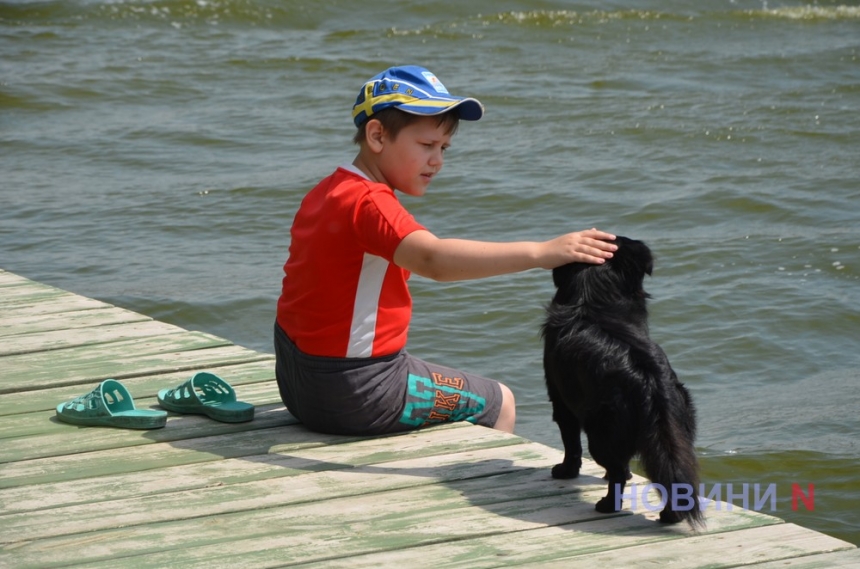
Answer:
276;166;426;358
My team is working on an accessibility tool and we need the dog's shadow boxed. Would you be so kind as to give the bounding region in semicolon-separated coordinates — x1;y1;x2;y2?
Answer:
144;407;688;546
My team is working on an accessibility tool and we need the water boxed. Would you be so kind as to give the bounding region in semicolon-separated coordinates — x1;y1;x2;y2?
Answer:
2;0;859;546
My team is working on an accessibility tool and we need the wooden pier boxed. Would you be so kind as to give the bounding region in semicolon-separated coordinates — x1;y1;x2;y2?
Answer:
1;268;857;568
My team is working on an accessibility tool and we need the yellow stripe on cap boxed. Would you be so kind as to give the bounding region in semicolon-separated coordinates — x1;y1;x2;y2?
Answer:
352;85;421;123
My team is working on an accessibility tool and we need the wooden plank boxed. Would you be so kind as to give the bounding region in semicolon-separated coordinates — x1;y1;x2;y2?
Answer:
0;292;109;316
0;305;151;338
0;319;191;356
245;520;850;569
0;358;276;416
0;340;270;394
0;463;618;565
0;423;521;513
0;402;299;464
78;508;782;569
744;549;860;568
0;420;786;569
0;270;32;286
0;418;324;489
1;437;561;544
0;463;785;568
0;281;69;305
515;523;855;568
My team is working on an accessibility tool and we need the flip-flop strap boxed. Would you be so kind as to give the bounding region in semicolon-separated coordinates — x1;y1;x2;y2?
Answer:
192;373;235;404
61;381;129;414
162;382;202;404
62;388;101;412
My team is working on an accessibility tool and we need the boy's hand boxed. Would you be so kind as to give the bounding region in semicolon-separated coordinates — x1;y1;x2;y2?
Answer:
539;229;617;269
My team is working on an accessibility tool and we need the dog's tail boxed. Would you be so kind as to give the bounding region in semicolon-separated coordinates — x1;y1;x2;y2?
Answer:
639;381;705;530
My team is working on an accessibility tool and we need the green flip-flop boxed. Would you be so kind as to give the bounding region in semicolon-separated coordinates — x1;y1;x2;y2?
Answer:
56;379;168;429
157;372;254;423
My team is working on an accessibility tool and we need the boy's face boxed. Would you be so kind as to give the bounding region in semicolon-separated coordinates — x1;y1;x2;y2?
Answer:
375;116;452;197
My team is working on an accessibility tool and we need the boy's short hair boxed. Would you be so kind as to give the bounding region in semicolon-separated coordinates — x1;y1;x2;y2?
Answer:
352;108;460;145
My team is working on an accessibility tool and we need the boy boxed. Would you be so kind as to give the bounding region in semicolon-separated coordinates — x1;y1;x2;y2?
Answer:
275;65;616;436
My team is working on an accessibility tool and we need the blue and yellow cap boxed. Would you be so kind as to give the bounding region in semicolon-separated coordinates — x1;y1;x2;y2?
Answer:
352;65;484;127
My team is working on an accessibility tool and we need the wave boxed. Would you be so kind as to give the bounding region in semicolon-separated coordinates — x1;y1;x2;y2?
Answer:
0;0;322;27
4;1;858;29
747;5;860;21
386;6;860;37
488;6;860;28
486;9;677;27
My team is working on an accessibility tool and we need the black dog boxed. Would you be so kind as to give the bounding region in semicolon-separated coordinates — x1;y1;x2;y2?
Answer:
541;237;703;528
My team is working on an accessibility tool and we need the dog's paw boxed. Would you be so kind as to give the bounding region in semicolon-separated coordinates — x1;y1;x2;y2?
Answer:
595;496;620;514
658;509;683;525
551;463;580;479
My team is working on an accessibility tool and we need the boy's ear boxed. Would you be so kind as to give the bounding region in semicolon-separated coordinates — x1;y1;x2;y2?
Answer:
364;119;386;153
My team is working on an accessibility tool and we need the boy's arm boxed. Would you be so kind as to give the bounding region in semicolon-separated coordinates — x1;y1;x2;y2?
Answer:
393;229;616;282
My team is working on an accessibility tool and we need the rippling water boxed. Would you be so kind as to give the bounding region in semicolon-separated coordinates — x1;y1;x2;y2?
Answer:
2;0;858;545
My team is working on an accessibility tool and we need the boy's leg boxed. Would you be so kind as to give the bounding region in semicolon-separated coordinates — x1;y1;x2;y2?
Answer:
494;383;516;433
400;353;513;433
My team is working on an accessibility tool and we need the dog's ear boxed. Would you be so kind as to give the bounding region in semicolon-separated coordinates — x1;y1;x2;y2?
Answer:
616;237;653;276
638;240;653;277
611;237;654;300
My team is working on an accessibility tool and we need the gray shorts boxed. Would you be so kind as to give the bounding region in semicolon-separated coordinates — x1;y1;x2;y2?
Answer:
274;322;502;435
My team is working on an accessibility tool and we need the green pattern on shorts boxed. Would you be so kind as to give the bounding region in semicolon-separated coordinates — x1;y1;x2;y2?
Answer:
399;372;487;427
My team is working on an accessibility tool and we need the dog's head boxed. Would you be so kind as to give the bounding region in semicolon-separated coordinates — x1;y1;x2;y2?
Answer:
551;236;653;305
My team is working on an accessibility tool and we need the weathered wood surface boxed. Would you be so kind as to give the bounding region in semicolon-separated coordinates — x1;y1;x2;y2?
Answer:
0;269;855;568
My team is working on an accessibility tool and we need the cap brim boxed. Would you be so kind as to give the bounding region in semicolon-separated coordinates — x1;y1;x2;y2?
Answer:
397;97;484;121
